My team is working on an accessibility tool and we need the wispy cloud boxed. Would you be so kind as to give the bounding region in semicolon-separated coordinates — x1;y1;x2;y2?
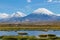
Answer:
48;0;60;3
27;0;31;3
48;0;52;2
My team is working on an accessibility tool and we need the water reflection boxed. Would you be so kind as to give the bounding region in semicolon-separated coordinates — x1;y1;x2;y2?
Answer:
0;30;60;37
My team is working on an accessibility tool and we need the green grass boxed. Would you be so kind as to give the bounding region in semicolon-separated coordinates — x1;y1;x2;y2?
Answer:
0;24;60;31
1;36;60;40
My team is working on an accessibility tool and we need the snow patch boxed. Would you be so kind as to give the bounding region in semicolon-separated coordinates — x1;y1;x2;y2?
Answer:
33;8;54;15
11;11;26;17
0;13;9;18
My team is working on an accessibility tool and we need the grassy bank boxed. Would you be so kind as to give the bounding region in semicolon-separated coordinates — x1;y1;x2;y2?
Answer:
0;24;60;31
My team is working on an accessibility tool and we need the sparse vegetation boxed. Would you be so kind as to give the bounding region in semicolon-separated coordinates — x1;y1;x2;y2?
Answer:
0;34;60;40
0;24;60;31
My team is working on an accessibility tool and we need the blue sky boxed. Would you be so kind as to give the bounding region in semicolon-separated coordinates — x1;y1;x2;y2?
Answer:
0;0;60;15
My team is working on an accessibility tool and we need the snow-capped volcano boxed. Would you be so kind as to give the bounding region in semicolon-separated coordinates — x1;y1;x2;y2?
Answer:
3;11;26;22
33;8;60;16
22;8;60;22
0;11;26;23
0;8;60;23
11;11;26;17
33;8;54;15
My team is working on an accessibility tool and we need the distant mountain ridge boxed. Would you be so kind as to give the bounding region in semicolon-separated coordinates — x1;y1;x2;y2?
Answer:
0;8;60;23
22;8;60;22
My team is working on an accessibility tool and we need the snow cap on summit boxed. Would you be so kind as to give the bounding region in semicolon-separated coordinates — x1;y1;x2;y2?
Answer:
33;8;54;15
11;11;26;17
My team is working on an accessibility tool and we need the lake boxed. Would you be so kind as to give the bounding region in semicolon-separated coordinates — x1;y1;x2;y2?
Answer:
0;30;60;37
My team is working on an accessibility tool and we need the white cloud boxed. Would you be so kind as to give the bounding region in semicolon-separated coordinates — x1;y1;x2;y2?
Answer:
48;0;52;2
27;0;31;3
0;13;9;18
48;0;60;3
11;11;26;17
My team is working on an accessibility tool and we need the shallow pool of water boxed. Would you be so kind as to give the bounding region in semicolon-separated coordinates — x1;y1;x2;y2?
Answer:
0;30;60;36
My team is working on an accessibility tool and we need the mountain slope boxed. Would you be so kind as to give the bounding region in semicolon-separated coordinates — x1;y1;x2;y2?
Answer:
0;12;26;23
22;8;59;22
0;8;60;23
